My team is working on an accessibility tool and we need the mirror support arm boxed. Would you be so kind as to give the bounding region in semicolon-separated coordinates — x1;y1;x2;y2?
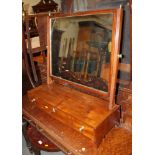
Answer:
109;7;123;110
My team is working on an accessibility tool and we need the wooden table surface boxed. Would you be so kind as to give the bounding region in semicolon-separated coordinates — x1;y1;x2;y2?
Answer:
23;95;132;155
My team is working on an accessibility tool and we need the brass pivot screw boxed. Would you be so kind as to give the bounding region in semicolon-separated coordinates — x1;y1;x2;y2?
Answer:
118;54;123;59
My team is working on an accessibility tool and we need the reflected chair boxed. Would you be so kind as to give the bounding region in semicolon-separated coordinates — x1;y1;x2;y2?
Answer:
25;13;47;84
22;23;35;88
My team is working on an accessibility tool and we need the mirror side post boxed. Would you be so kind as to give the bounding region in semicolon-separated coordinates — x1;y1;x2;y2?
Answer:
46;15;53;85
109;7;123;110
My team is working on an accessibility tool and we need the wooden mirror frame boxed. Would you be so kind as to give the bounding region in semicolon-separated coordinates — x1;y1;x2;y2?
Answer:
46;8;123;109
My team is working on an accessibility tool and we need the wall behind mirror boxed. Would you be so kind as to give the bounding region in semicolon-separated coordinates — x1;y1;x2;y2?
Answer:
51;13;113;92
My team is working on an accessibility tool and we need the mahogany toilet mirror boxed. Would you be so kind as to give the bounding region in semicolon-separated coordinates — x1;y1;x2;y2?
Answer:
23;8;124;153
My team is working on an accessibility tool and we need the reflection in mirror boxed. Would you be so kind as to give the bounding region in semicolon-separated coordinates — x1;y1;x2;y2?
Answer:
51;13;113;92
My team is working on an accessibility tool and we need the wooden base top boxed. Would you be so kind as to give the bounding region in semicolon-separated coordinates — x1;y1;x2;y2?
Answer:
27;83;120;146
28;83;118;128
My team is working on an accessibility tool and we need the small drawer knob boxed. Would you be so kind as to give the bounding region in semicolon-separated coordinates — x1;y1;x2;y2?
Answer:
79;126;85;132
44;105;49;109
31;98;36;103
38;140;43;145
52;107;56;113
82;148;86;152
44;144;49;147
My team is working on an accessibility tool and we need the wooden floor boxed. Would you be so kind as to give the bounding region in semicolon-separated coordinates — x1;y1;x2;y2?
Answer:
99;127;132;155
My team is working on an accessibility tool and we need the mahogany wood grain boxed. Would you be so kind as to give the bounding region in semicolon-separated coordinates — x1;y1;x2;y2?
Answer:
49;9;116;18
46;15;53;85
27;83;120;146
52;76;109;100
23;95;98;155
23;95;131;155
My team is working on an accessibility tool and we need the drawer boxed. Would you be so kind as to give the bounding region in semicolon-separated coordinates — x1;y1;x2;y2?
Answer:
33;98;96;143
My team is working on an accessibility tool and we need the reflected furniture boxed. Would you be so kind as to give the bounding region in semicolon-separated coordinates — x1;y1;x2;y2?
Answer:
24;13;48;84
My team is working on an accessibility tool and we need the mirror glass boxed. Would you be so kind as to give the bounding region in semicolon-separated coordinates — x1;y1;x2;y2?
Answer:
51;13;113;92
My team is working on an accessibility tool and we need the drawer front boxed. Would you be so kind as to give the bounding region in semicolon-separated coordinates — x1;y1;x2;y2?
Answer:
30;97;96;143
27;85;121;147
